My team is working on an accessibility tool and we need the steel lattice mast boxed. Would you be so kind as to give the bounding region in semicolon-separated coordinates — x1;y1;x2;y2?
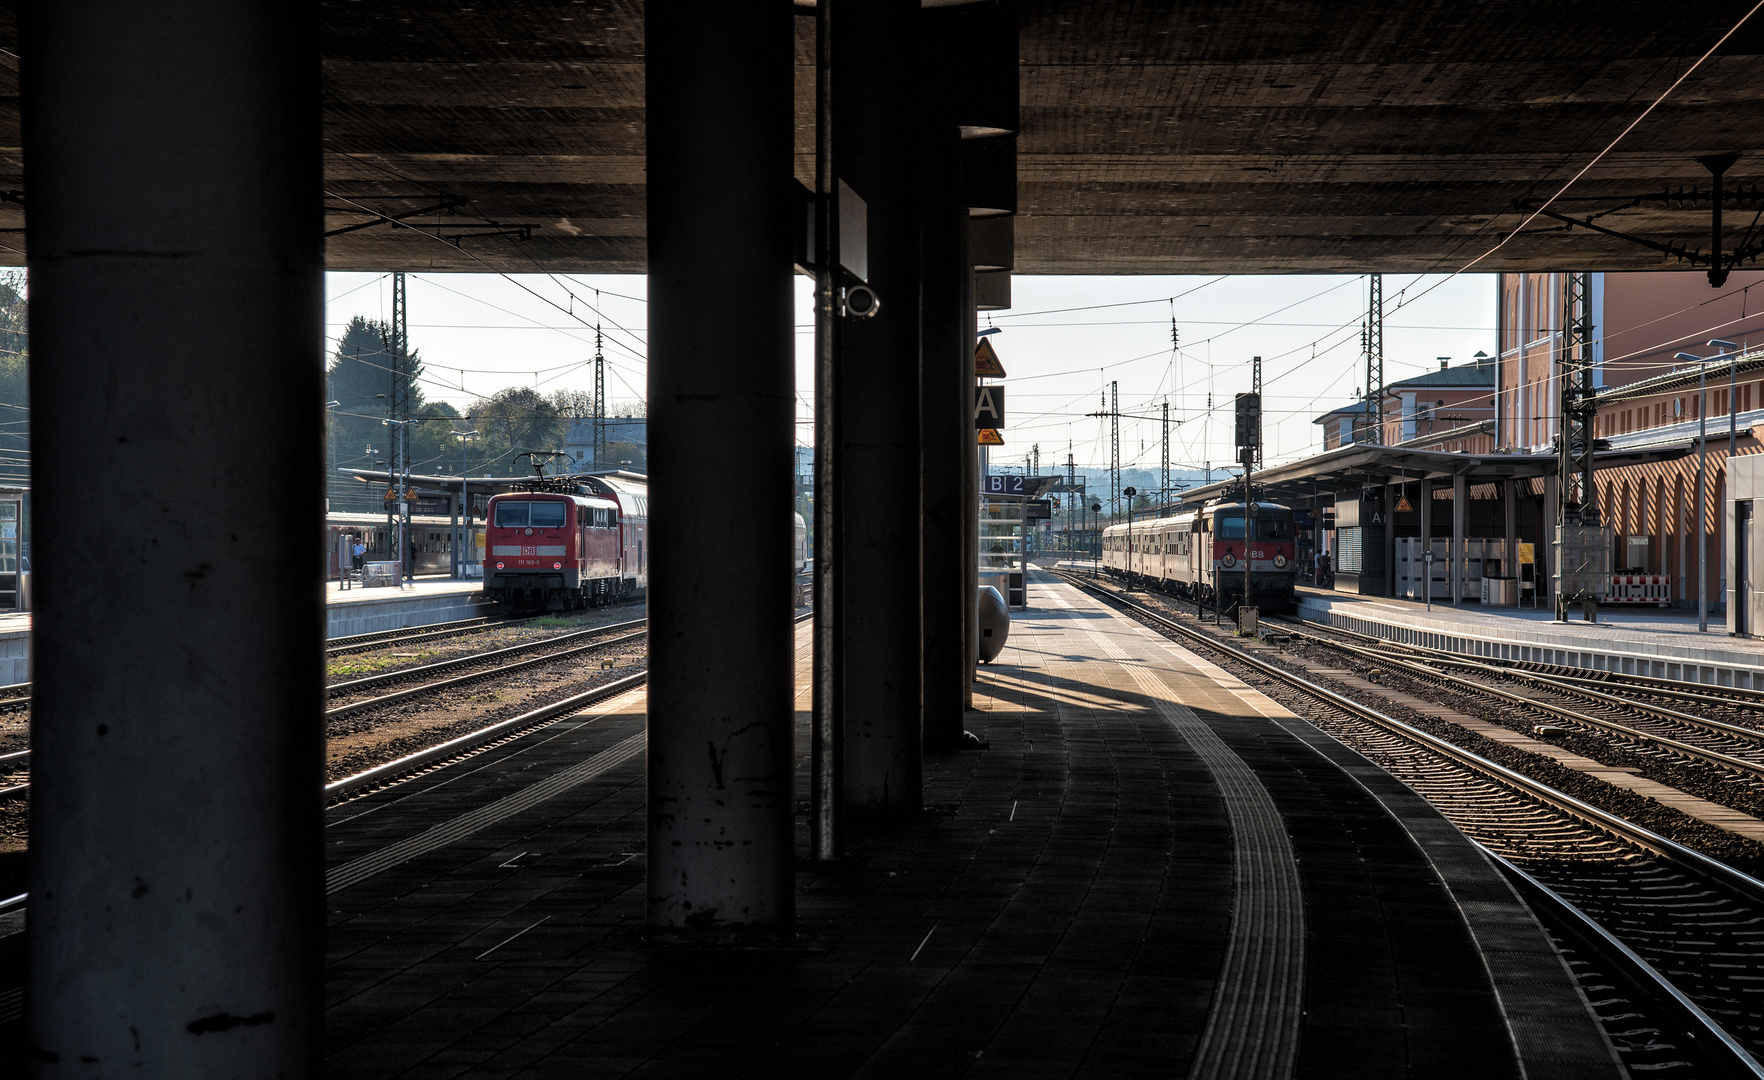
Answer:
593;322;606;469
1555;270;1603;621
1160;399;1170;503
1250;355;1262;469
1364;274;1383;445
385;271;411;580
1109;380;1120;521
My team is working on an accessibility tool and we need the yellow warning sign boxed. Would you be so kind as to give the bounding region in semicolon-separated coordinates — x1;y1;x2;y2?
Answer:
975;337;1008;378
978;428;1005;446
1394;495;1413;512
1517;542;1535;565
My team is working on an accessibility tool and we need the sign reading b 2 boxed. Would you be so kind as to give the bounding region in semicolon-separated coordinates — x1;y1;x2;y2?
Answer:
974;386;1006;429
983;473;1027;496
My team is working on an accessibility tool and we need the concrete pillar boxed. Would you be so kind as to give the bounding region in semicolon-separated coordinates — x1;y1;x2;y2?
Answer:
837;0;923;813
450;491;461;579
1382;484;1397;597
1453;473;1468;604
646;1;795;941
961;227;979;707
1419;479;1433;601
23;2;324;1071
920;124;967;751
1505;479;1518;577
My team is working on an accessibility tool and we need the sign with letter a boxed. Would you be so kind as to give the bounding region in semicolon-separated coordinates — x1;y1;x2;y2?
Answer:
974;385;1006;429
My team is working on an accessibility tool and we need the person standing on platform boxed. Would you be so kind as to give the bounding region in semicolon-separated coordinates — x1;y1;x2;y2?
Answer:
352;537;365;572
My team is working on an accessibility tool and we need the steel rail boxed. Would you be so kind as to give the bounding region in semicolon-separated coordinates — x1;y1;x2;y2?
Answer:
1490;849;1764;1080
1271;621;1764;775
326;629;646;721
328;617;646;697
327;610;813;801
326;612;506;650
1056;573;1764;902
1296;620;1764;739
326;597;645;656
325;670;649;802
1299;613;1764;705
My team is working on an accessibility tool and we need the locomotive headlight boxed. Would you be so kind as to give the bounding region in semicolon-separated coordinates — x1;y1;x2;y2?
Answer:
1273;553;1287;568
496;561;505;570
1221;552;1236;568
554;562;563;569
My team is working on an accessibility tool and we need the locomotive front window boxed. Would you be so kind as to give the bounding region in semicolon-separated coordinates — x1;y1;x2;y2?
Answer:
1256;517;1291;540
494;501;569;529
1216;515;1246;540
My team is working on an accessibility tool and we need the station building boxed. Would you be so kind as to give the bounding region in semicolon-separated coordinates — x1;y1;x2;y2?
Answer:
1221;270;1764;625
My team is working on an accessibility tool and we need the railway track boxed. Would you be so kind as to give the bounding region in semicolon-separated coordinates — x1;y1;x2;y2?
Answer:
327;611;510;654
1275;617;1764;764
1291;614;1764;709
327;617;646;702
1056;570;1764;1075
0;617;655;802
326;597;643;657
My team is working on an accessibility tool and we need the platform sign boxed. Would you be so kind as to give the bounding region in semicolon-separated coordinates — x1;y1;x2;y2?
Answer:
984;473;1028;496
1026;499;1052;520
975;337;1008;378
978;428;1005;446
974;385;1006;429
1517;541;1535;565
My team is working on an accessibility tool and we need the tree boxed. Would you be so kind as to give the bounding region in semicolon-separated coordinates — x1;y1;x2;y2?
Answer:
548;388;596;419
465;386;565;472
0;271;28;488
600;439;646;471
326;315;433;511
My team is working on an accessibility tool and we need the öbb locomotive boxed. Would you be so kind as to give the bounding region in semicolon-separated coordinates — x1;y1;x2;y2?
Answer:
483;473;649;611
1101;495;1298;611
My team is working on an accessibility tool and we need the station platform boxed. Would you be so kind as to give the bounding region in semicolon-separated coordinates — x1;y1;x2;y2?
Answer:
323;574;1618;1078
0;611;25;685
326;575;493;638
1294;586;1764;689
0;581;488;683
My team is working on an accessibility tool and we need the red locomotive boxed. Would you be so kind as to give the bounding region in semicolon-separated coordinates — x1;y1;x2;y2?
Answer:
483;471;649;611
1101;489;1297;611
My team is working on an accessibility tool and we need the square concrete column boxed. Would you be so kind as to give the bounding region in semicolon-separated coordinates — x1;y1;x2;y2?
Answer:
1419;479;1433;601
646;1;796;942
1383;485;1397;597
1505;479;1518;576
23;1;325;1071
1453;473;1468;604
836;0;924;815
920;124;967;752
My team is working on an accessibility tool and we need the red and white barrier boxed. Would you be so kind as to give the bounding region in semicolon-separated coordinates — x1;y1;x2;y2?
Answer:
1607;574;1671;606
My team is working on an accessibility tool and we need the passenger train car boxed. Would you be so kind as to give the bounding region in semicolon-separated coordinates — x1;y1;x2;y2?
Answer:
326;512;470;578
483;474;649;611
1101;495;1297;611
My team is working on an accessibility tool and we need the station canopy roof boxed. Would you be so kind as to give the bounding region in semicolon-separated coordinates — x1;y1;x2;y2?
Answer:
342;468;646;499
2;3;1760;275
1175;440;1693;506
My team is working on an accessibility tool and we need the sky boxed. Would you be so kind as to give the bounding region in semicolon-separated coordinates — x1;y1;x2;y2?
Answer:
324;269;1497;479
